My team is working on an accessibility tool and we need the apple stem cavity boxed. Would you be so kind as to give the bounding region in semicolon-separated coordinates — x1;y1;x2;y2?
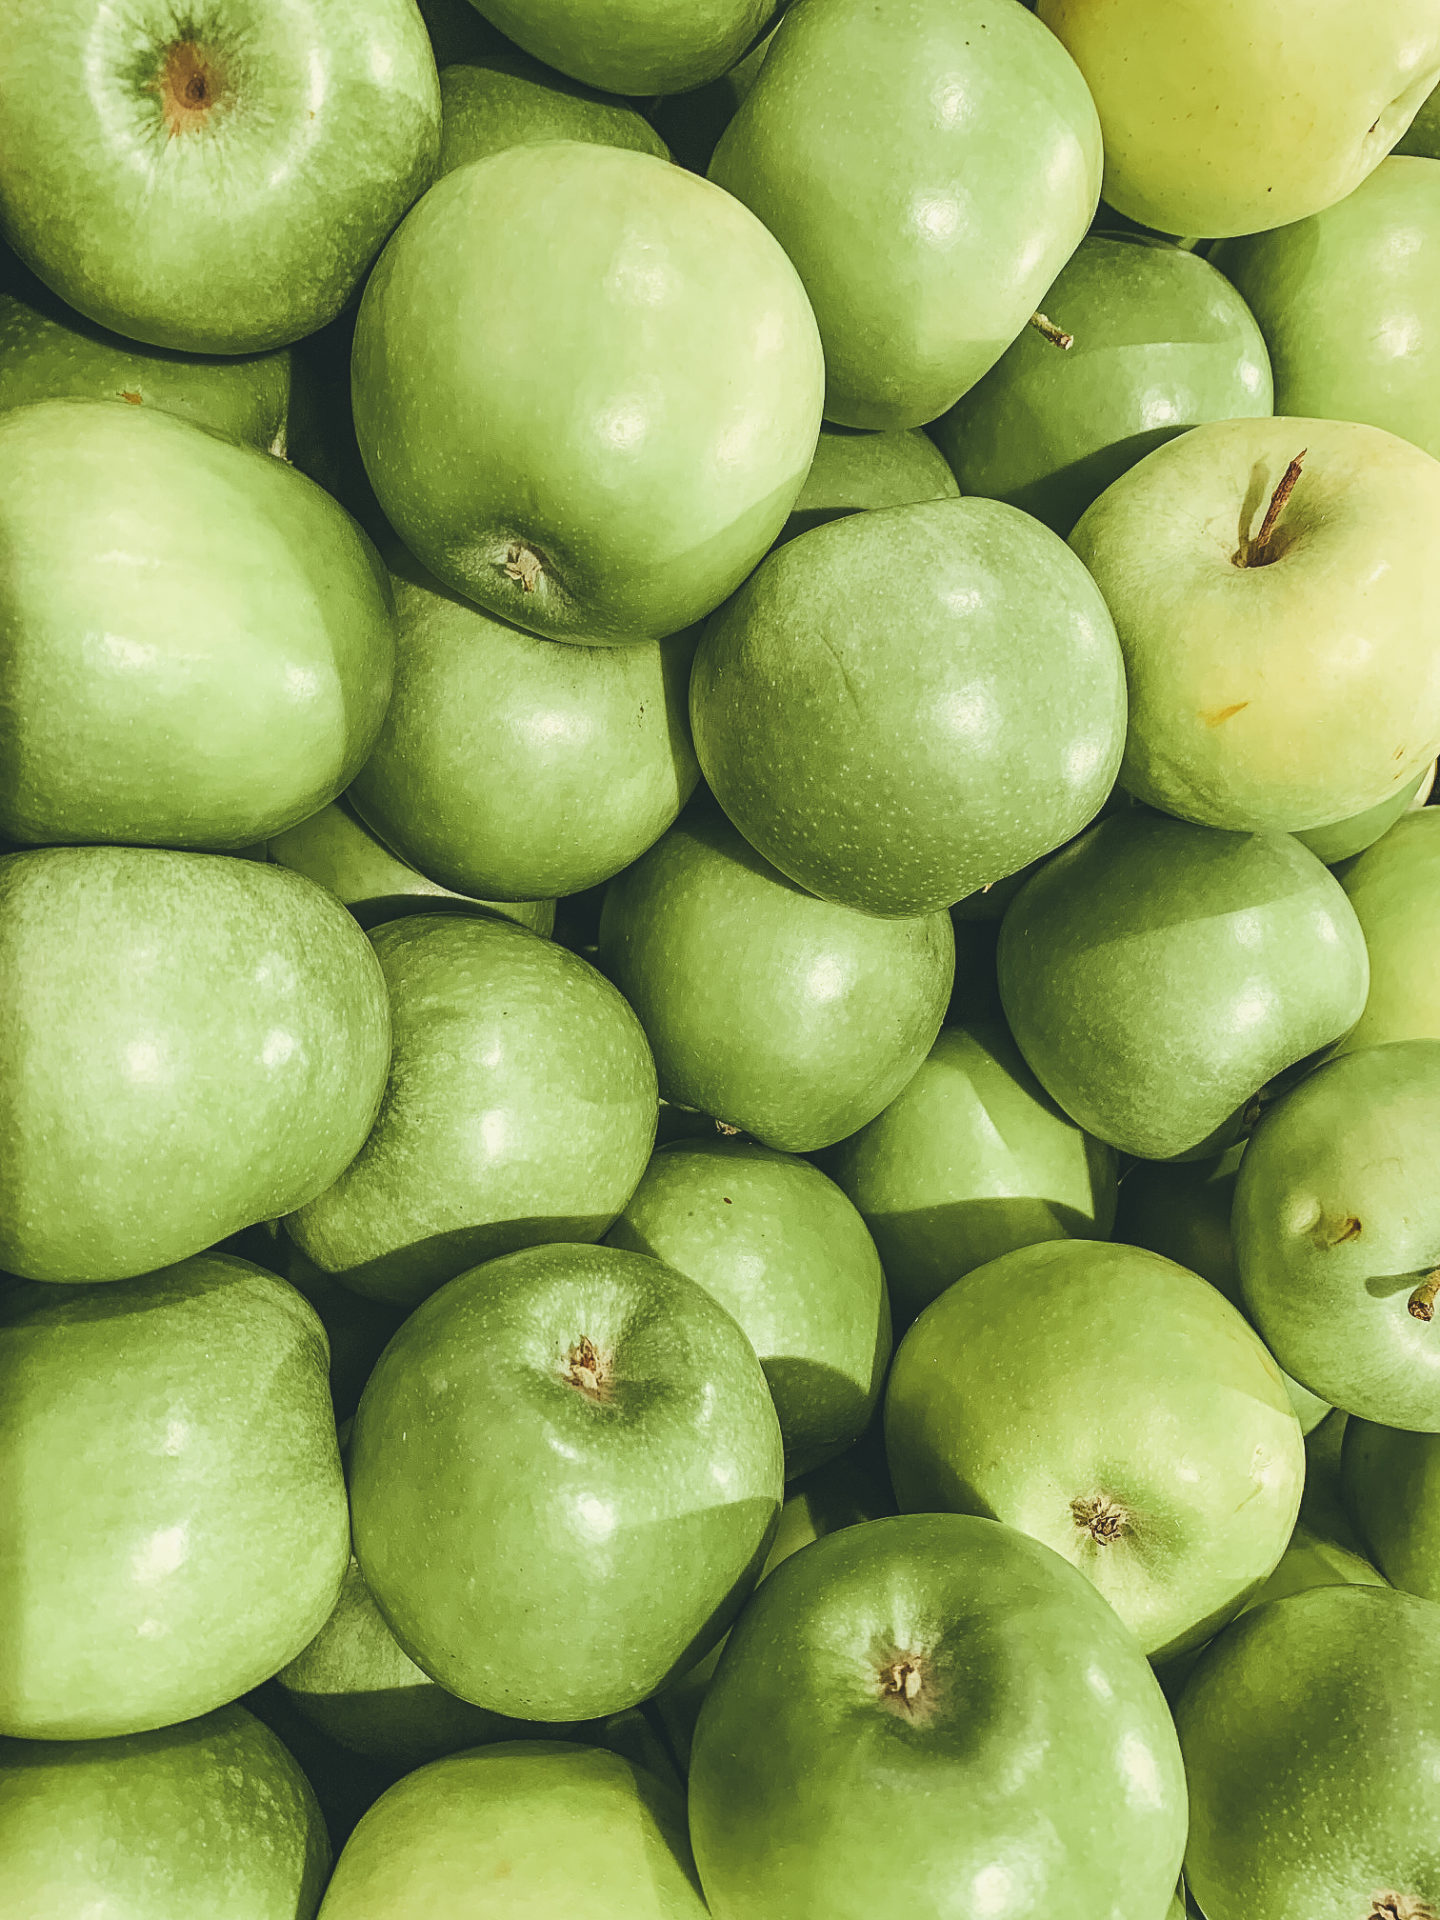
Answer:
562;1334;610;1400
877;1652;926;1713
1235;450;1307;567
1029;311;1074;351
1408;1270;1440;1323
502;544;546;594
153;42;225;138
1071;1493;1129;1544
1370;1894;1438;1920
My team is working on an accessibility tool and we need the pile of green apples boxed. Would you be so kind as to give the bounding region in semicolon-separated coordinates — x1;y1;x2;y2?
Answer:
6;0;1440;1914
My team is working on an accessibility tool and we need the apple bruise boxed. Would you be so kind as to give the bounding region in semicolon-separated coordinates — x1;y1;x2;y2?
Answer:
561;1333;611;1402
1071;1492;1130;1545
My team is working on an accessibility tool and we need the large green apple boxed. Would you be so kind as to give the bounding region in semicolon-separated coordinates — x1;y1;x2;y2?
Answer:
997;810;1368;1159
710;0;1100;428
885;1240;1304;1659
1070;416;1440;832
316;1742;707;1918
1037;0;1440;237
0;400;395;850
604;1137;891;1477
597;800;954;1151
352;142;822;644
0;1704;330;1920
437;50;668;177
1341;1419;1440;1599
692;498;1125;916
269;801;555;938
823;1018;1117;1328
688;1513;1186;1920
1212;159;1440;460
0;261;290;449
0;848;390;1283
1295;760;1434;865
471;0;772;93
349;1243;782;1719
932;235;1272;534
287;913;656;1308
1234;1041;1440;1429
0;1255;349;1738
347;551;698;900
1176;1586;1440;1920
0;0;438;352
776;421;958;545
1336;810;1440;1050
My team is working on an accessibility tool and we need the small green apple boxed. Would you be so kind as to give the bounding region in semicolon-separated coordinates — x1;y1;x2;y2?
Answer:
1071;415;1440;832
0;1704;330;1920
348;1243;783;1720
353;142;823;643
437;50;668;177
0;848;390;1284
597;799;954;1151
471;0;772;94
823;1018;1117;1327
710;0;1101;428
287;913;657;1308
775;422;958;545
688;1513;1186;1920
0;1255;349;1738
1337;810;1440;1050
605;1137;891;1476
1341;1419;1440;1599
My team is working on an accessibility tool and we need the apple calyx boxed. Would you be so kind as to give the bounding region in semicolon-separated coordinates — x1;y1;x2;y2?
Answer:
1369;1893;1437;1920
562;1334;610;1400
1408;1270;1440;1323
876;1650;927;1713
153;42;226;138
1071;1493;1129;1544
502;544;546;594
1028;311;1074;351
1234;450;1307;568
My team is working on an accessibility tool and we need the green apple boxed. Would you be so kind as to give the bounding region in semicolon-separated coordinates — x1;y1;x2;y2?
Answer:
689;1513;1186;1920
605;1137;891;1476
1212;159;1440;461
353;142;823;644
932;235;1272;534
471;0;771;93
1038;0;1440;237
1295;760;1434;865
316;1742;707;1918
0;848;390;1283
347;551;699;900
0;261;290;449
1342;1419;1440;1599
997;810;1368;1160
287;914;657;1308
1234;1041;1440;1429
886;1240;1303;1658
776;422;958;545
0;1255;349;1738
692;498;1125;916
1398;78;1440;155
269;801;555;938
1114;1147;1330;1432
0;0;438;352
823;1018;1118;1328
437;50;668;177
349;1242;782;1719
1337;810;1440;1050
277;1558;565;1769
0;1704;330;1920
0;400;395;850
1071;416;1440;832
1176;1586;1440;1920
597;800;954;1151
710;0;1100;428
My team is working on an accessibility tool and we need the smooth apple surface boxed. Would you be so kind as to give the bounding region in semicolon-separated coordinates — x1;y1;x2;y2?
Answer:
353;142;823;643
473;0;771;94
1337;810;1440;1050
1176;1586;1440;1920
0;400;395;850
0;1256;349;1739
775;421;958;545
1234;1041;1440;1430
436;51;668;177
348;1243;783;1720
688;1513;1186;1920
885;1240;1304;1659
0;848;390;1283
1038;0;1440;237
605;1137;891;1477
1070;416;1440;831
316;1742;707;1918
0;1705;330;1920
1294;761;1433;865
824;1018;1117;1328
710;0;1101;428
0;0;439;351
597;800;954;1151
347;552;698;900
287;913;657;1308
933;234;1272;534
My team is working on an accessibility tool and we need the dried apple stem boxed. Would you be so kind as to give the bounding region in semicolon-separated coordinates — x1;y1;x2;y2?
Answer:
1240;451;1307;565
1408;1271;1440;1323
1029;311;1074;350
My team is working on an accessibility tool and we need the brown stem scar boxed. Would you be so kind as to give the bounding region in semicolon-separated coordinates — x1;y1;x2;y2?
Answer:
562;1334;608;1399
1029;311;1074;350
1370;1895;1437;1920
1236;450;1306;566
879;1655;924;1707
1408;1271;1440;1323
1072;1493;1129;1543
503;544;544;592
152;42;223;137
1314;1214;1363;1248
1202;702;1250;727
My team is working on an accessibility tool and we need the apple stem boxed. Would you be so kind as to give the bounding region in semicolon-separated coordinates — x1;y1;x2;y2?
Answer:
1408;1271;1440;1323
1239;451;1307;566
1029;311;1074;351
503;544;545;593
